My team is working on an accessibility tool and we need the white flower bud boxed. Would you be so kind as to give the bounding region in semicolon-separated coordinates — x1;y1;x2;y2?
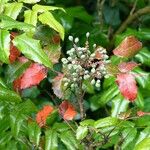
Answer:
93;44;96;48
68;64;72;69
86;32;90;38
72;60;76;64
64;82;68;87
95;82;100;88
101;49;107;54
91;79;95;85
70;48;75;53
103;55;109;59
84;74;90;80
68;36;73;41
97;79;101;83
68;57;72;61
91;68;96;73
78;51;82;55
71;83;75;88
90;53;95;58
81;55;86;59
63;78;68;81
105;60;111;64
104;74;110;78
73;65;78;69
61;58;68;64
85;70;89;74
74;37;79;43
72;72;77;76
73;78;77;81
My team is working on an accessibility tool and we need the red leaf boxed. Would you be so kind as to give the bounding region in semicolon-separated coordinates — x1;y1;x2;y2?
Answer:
18;56;29;63
59;100;77;120
9;43;21;63
137;111;150;117
52;73;64;98
52;35;61;44
118;62;139;73
13;63;47;91
9;32;21;63
113;36;142;58
116;73;137;101
36;105;54;127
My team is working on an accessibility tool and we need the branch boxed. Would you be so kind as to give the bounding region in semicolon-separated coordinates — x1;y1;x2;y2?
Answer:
108;6;150;50
115;6;150;35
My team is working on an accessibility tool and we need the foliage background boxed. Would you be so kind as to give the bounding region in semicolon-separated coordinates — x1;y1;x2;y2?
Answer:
0;0;150;150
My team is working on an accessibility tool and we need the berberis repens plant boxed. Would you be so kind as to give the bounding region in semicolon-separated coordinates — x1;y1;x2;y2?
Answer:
0;0;150;150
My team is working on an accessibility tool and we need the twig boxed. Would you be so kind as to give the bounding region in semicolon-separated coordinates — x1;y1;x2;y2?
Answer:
109;6;150;50
130;0;138;15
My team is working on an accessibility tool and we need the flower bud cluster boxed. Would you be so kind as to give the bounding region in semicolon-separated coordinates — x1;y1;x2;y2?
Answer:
61;33;110;90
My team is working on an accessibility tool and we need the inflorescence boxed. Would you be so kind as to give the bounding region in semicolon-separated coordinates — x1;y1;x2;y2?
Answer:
61;32;110;90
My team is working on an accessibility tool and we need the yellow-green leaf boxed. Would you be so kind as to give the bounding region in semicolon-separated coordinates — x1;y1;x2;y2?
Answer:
38;11;64;40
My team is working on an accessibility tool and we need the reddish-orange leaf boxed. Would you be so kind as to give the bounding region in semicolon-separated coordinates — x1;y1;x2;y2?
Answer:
113;36;142;58
18;56;29;63
52;73;64;98
118;62;139;73
52;35;61;44
9;32;21;63
116;73;137;101
137;111;150;117
59;100;77;120
36;105;54;127
13;63;47;91
9;43;21;63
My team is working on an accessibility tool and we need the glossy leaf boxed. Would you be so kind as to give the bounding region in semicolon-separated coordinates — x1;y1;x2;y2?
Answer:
36;105;54;127
0;29;10;64
5;61;31;87
0;86;21;103
132;68;149;88
13;34;53;68
94;117;118;128
4;2;23;19
134;138;150;150
59;100;77;120
18;0;41;4
121;128;137;150
76;126;88;140
135;47;150;66
60;130;79;150
135;91;144;109
24;10;37;26
118;62;139;73
38;11;64;40
116;73;137;101
111;95;129;117
45;129;58;150
32;4;65;13
0;15;35;32
135;127;150;145
13;63;47;91
28;122;41;146
113;36;142;58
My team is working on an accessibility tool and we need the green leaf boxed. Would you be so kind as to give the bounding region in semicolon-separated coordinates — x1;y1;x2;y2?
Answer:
136;127;150;146
10;113;24;138
18;0;41;4
111;95;129;117
0;29;10;64
121;128;137;150
133;68;149;88
134;138;150;150
45;129;58;150
94;117;118;128
5;61;31;87
0;77;7;88
80;119;95;126
32;4;65;13
13;34;53;68
0;86;21;103
135;91;144;109
76;126;88;140
38;11;64;40
0;15;35;32
66;6;93;24
135;47;150;66
99;84;119;106
24;10;37;27
28;122;41;146
60;130;79;150
4;2;23;20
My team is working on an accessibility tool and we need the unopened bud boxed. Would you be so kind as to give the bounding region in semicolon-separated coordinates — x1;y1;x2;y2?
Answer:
91;79;95;85
68;36;73;41
86;32;90;38
75;37;79;43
